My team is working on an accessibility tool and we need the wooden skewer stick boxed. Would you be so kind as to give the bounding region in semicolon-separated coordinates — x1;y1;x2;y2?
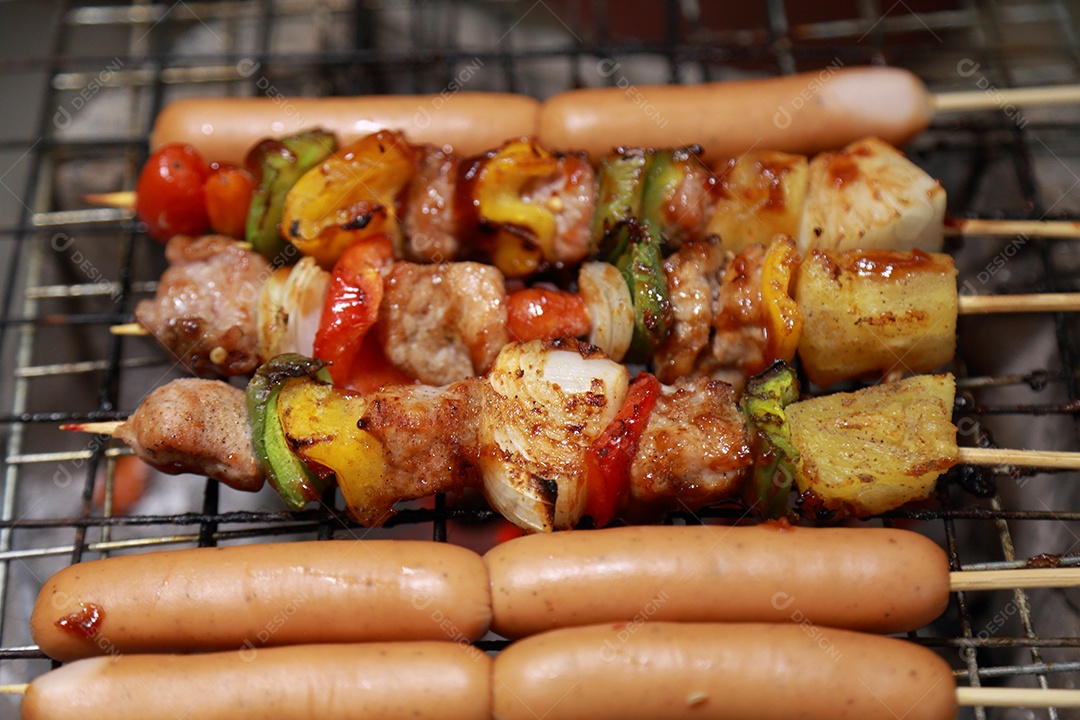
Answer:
945;218;1080;239
957;686;1080;709
2;674;1079;709
959;446;1080;471
951;566;1080;592
958;293;1080;314
85;186;1080;240
932;83;1080;114
62;415;1080;470
110;323;149;336
0;670;1078;712
61;421;125;436
104;292;1080;338
83;190;136;209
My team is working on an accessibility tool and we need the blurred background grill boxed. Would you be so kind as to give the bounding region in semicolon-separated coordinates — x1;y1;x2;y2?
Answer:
1;1;1080;718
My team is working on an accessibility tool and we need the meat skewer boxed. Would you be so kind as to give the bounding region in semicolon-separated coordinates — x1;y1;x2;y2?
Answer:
66;340;752;531
63;342;1080;530
111;230;1080;390
101;131;1080;266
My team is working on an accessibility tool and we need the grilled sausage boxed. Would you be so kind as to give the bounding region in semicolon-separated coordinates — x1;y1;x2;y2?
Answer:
492;622;957;720
152;68;931;168
30;540;491;661
485;524;950;638
538;67;931;165
22;642;491;720
150;94;540;165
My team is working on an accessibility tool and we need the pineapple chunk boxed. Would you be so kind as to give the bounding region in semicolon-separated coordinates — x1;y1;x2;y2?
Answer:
797;137;945;254
796;248;958;388
787;374;958;518
707;150;808;254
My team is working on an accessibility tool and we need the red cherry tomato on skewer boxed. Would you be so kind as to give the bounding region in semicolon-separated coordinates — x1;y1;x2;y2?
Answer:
135;144;211;242
204;163;256;239
506;287;591;342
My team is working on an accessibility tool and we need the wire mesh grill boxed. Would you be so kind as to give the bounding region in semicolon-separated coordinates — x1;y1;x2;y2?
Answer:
1;1;1079;718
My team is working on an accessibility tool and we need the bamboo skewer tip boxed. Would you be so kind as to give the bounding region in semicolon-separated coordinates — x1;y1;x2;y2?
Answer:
110;323;149;337
958;446;1080;471
60;420;125;437
931;83;1080;114
0;684;27;695
958;293;1080;315
82;190;136;210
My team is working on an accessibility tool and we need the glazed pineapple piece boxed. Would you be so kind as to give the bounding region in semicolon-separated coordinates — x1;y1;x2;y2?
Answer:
795;248;958;388
706;150;808;254
787;374;958;518
797;136;946;254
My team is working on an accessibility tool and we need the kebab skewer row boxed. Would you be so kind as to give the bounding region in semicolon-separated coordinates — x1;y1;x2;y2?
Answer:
119;116;1076;285
17;625;1080;720
113;224;1080;392
66;340;1080;532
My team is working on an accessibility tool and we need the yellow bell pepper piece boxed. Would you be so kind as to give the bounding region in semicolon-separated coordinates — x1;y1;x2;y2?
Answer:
277;377;395;526
281;130;418;268
474;138;559;277
761;235;803;366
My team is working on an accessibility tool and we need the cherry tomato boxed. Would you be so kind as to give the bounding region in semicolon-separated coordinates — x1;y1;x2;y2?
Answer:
506;287;591;342
135;144;211;242
583;372;661;527
204;163;256;239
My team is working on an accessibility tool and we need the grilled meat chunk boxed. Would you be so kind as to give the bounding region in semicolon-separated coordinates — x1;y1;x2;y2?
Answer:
403;146;460;263
359;380;484;501
654;237;728;383
711;243;768;377
135;235;270;376
115;378;262;492
379;262;509;385
628;376;752;517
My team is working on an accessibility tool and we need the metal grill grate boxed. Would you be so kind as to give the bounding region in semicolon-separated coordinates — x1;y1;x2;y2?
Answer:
1;2;1079;719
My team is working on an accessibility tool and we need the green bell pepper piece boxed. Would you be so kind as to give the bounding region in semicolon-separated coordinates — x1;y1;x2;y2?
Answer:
246;353;333;510
740;361;801;520
591;149;648;253
245;130;337;265
606;220;672;363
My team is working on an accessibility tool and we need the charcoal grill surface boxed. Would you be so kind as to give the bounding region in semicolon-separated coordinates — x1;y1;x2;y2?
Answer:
0;2;1079;719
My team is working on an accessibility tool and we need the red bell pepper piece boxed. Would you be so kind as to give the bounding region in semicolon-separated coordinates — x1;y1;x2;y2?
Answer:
313;235;395;386
341;330;416;394
583;372;661;527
